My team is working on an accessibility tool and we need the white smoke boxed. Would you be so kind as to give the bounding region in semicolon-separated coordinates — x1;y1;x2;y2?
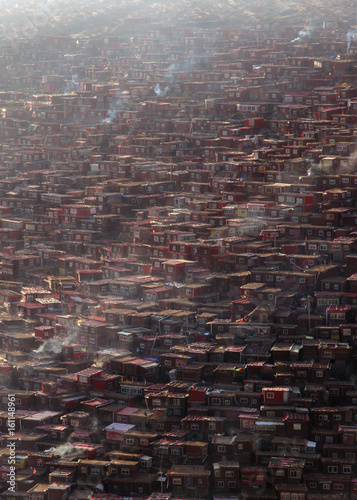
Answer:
154;84;170;97
46;442;87;458
341;149;357;173
46;442;77;457
291;26;312;43
92;358;107;369
346;30;357;50
154;83;165;96
103;94;129;123
33;328;79;355
307;148;357;177
103;108;117;123
33;338;63;354
64;75;80;95
165;63;176;82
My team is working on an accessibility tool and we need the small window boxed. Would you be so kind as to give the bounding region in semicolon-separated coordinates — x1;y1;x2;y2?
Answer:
334;483;344;490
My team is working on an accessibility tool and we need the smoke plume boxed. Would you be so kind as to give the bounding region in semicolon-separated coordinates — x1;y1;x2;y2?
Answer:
291;26;312;43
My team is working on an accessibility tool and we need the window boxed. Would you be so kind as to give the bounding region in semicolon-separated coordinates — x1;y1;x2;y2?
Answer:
228;481;236;488
266;392;274;399
209;422;216;431
225;471;234;477
293;423;301;431
328;466;338;473
212;398;220;405
191;424;199;431
276;469;284;477
173;478;182;485
290;470;301;478
334;483;344;490
218;481;224;488
343;466;351;474
121;468;130;475
322;483;331;490
218;446;226;453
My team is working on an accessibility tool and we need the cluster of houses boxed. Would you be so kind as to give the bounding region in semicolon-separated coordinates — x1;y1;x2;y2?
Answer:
0;13;357;500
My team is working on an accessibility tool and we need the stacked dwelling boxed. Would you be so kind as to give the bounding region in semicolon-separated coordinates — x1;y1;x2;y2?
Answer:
0;15;356;500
